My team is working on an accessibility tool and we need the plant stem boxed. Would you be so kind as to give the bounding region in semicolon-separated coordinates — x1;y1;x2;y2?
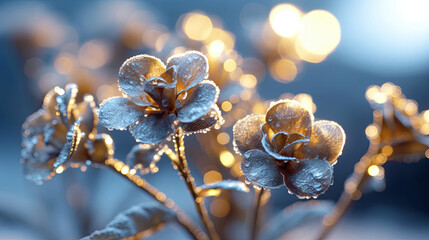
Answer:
105;158;208;240
317;142;379;240
250;187;264;240
167;127;219;240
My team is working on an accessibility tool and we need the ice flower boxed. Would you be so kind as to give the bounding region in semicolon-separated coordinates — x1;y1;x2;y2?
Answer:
99;51;222;145
21;83;112;184
233;100;345;198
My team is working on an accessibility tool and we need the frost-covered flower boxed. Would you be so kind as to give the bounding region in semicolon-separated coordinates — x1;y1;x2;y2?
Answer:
233;100;345;198
366;83;429;162
99;51;222;145
21;83;113;184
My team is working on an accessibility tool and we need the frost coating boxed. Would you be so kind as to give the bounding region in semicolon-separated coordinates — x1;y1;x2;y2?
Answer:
98;97;143;130
98;51;222;145
282;158;333;198
197;180;250;197
241;149;284;189
233;99;345;198
126;144;164;174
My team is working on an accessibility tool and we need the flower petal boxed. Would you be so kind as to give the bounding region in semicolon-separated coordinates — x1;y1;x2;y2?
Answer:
54;119;82;168
282;158;333;199
56;83;78;126
43;87;63;116
180;104;223;135
262;134;298;161
241;149;284;189
266;100;313;137
98;97;144;130
166;51;208;92
126;144;164;174
177;80;219;123
130;112;177;144
119;55;166;106
294;120;345;164
233;114;265;155
76;95;98;138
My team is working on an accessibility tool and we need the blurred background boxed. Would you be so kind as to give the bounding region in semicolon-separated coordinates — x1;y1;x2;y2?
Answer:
1;0;429;239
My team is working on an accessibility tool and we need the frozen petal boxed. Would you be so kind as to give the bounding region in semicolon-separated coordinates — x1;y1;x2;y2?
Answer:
233;114;265;155
119;55;166;105
130;112;177;144
56;83;78;126
177;80;219;123
166;51;208;92
42;87;63;116
266;100;313;137
76;95;98;138
282;158;333;198
180;104;223;135
262;134;298;161
54;120;82;168
294;120;345;164
241;149;284;189
98;97;143;130
126;144;163;174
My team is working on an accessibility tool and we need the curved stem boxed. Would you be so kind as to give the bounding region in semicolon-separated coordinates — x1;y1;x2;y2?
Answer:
105;158;208;240
317;142;379;240
167;128;219;240
251;188;264;240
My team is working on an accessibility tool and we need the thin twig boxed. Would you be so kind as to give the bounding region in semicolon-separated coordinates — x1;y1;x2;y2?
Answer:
105;158;208;240
317;142;379;240
251;187;264;240
166;127;220;240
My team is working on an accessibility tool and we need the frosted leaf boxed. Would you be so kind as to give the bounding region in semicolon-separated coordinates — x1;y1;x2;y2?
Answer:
260;200;334;240
180;104;223;135
166;51;208;92
197;180;249;197
266;100;313;138
88;134;114;164
98;97;143;130
81;202;176;240
295;120;345;165
241;149;284;189
177;80;219;123
54;119;82;168
118;54;166;106
56;83;78;126
130;112;177;144
126;144;163;174
282;158;333;198
233;114;265;155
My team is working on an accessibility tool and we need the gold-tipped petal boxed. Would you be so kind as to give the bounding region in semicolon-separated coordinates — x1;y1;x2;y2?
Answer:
166;51;208;92
233;114;265;155
294;120;345;164
119;54;166;103
266;100;313;137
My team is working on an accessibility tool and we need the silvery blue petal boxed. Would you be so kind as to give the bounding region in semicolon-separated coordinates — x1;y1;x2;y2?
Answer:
98;97;143;130
241;149;284;189
282;158;333;199
180;104;223;135
177;80;219;123
233;114;265;155
54;119;82;168
130;112;177;144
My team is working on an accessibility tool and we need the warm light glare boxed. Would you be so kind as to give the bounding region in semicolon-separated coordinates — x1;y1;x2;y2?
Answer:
203;170;222;184
220;151;235;168
298;10;341;55
223;59;237;72
365;125;379;139
269;4;302;37
56;165;65;174
239;74;257;88
270;59;297;83
217;132;230;145
221;101;233;112
210;198;230;218
183;13;213;41
208;40;225;57
368;165;380;177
